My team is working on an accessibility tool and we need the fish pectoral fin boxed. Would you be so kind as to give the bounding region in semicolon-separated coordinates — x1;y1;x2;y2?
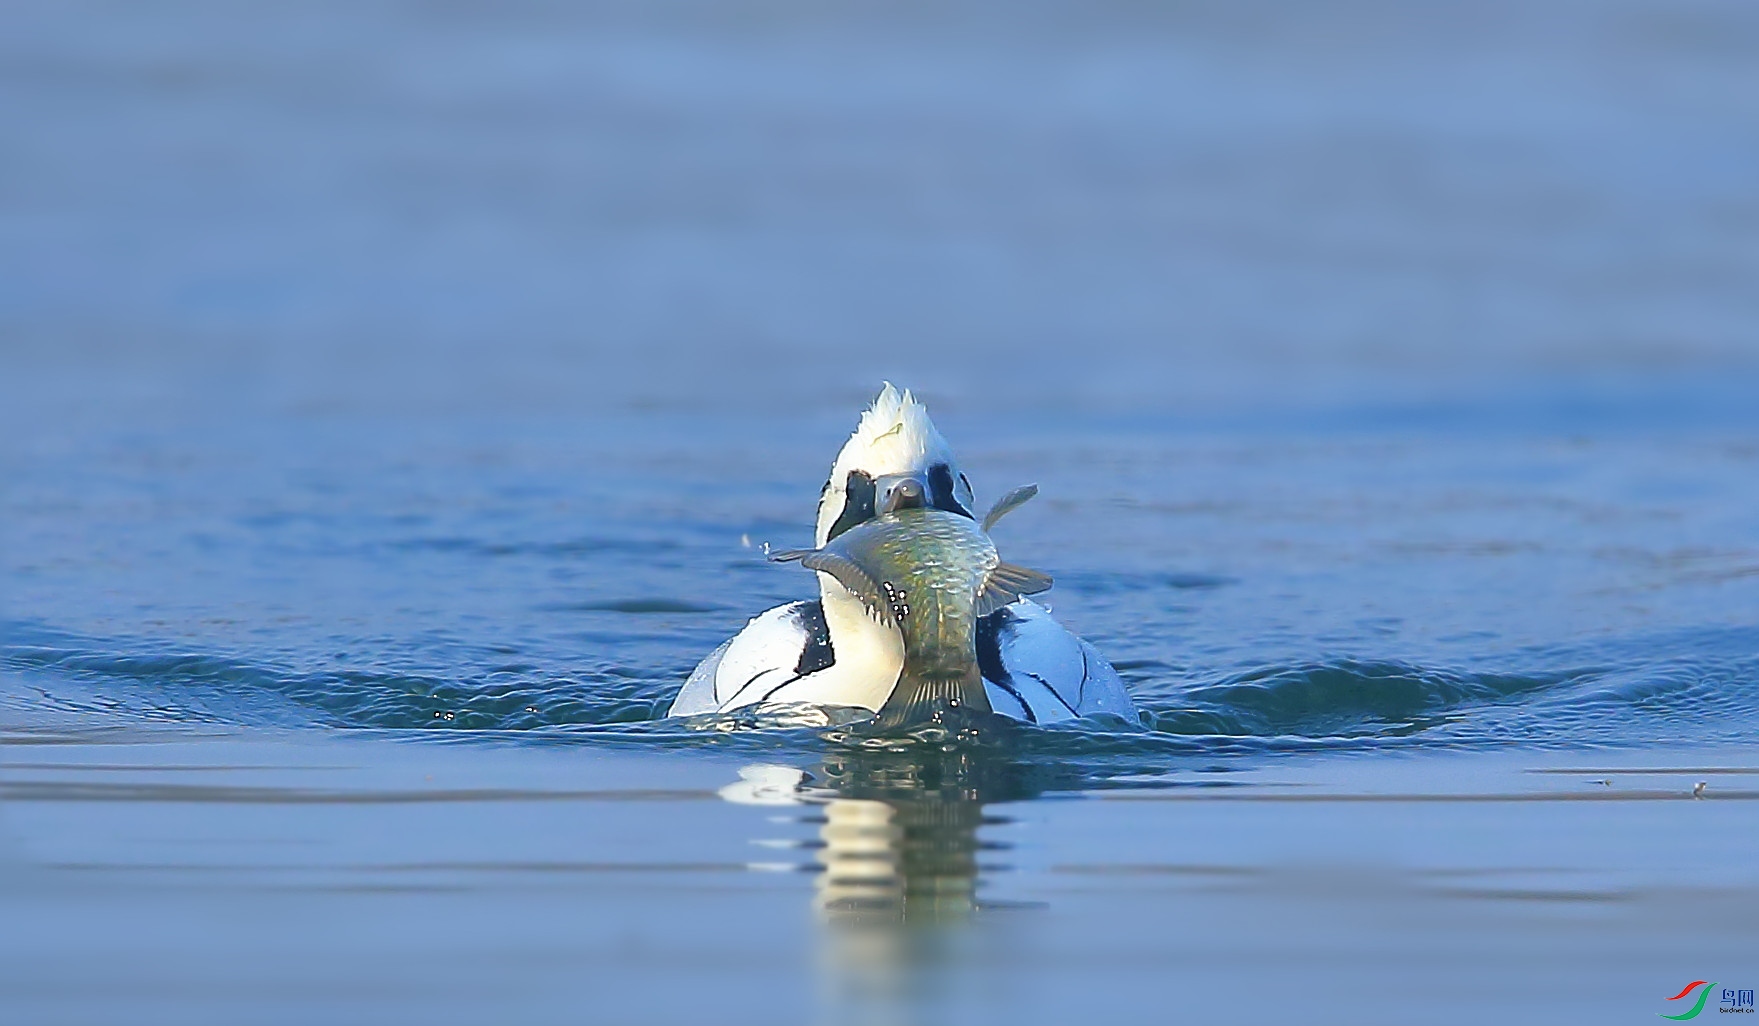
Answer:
981;484;1039;532
976;561;1054;616
770;545;894;628
798;550;895;628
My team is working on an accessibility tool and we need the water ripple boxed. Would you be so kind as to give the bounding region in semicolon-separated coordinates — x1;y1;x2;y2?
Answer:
7;622;1757;762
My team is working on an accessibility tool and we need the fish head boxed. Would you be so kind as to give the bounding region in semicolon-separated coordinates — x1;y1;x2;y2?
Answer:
815;383;976;545
874;473;927;515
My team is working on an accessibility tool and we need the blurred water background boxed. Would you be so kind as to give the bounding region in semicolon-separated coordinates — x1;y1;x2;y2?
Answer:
3;2;1758;1023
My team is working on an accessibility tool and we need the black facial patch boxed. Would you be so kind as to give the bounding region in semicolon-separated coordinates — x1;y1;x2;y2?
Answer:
826;470;876;541
927;463;973;518
791;600;835;675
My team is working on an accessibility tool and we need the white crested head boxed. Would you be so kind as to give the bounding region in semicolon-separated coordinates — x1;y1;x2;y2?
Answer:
815;383;975;545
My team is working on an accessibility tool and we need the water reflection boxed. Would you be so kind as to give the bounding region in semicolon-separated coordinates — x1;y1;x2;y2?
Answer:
724;749;1001;1023
724;747;1066;920
722;747;1084;1023
812;796;984;924
811;750;1002;926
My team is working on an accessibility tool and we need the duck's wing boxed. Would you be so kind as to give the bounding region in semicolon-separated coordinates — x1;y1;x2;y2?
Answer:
668;600;834;716
976;600;1139;725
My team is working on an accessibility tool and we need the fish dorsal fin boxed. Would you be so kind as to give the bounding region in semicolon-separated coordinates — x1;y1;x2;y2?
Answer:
982;484;1039;532
771;547;895;628
975;561;1053;616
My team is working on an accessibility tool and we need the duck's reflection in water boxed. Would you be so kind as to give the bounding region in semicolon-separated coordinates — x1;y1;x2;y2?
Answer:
722;747;1081;1024
814;796;987;924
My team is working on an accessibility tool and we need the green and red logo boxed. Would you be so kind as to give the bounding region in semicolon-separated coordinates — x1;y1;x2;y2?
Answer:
1660;981;1717;1020
1659;981;1756;1019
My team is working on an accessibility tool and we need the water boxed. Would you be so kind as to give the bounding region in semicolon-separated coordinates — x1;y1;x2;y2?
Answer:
4;1;1759;1023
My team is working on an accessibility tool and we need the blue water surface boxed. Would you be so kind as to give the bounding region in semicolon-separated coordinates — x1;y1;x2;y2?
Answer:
7;402;1758;761
3;2;1758;1023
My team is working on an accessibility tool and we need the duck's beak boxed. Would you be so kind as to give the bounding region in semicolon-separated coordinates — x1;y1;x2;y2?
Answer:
874;473;928;515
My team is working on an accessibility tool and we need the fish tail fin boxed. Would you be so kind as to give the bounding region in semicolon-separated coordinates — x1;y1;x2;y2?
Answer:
874;666;992;731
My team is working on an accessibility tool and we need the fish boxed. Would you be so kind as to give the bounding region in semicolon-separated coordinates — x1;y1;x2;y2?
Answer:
769;479;1051;731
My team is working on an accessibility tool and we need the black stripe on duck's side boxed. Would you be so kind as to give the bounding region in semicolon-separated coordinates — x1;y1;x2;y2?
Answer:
721;667;788;709
976;609;1037;724
978;606;1088;721
1018;668;1079;718
983;678;1032;721
754;672;806;705
826;471;877;541
927;462;973;518
791;600;834;675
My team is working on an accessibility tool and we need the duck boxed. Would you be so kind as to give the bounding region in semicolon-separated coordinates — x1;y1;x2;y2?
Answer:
668;384;1138;725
